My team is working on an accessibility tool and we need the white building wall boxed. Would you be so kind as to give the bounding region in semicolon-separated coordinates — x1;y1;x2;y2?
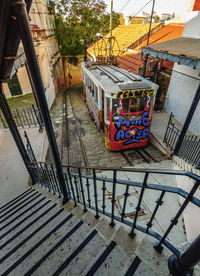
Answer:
182;13;200;38
165;63;200;135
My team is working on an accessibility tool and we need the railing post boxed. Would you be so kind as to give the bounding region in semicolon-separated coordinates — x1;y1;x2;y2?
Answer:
195;159;200;170
154;180;200;253
163;112;173;144
168;234;200;276
110;170;116;227
11;0;69;204
129;172;149;238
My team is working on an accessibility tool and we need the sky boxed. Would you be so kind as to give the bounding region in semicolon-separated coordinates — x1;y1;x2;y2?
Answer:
104;0;189;17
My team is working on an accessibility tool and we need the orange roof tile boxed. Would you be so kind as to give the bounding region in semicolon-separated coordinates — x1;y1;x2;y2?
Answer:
133;23;184;51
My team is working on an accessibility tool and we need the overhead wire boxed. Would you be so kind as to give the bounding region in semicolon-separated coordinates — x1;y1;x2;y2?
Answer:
89;0;156;57
118;0;132;13
130;0;153;17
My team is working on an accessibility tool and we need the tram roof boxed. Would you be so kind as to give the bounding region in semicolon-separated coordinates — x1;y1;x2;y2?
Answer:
82;62;158;96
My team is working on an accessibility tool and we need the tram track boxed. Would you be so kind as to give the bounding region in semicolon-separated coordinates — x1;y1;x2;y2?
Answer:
67;93;89;168
61;90;70;165
59;84;168;170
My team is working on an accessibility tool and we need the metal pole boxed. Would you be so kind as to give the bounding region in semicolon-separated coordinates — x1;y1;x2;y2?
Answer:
11;0;69;203
109;0;113;63
0;83;36;183
142;0;155;78
173;82;200;155
168;234;200;276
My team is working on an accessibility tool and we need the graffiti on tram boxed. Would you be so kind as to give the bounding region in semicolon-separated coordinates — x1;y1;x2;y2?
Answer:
113;112;151;146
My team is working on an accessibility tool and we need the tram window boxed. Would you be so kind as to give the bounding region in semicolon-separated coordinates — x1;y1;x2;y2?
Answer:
94;85;98;105
122;98;147;113
112;99;120;122
106;98;110;121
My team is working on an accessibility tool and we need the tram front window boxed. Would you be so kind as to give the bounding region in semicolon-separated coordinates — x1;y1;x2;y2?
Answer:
123;98;147;113
112;97;151;123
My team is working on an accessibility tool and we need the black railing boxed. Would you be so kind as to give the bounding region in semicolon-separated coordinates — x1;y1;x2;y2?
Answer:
0;104;43;131
164;112;200;168
163;113;181;151
179;135;200;168
27;161;200;257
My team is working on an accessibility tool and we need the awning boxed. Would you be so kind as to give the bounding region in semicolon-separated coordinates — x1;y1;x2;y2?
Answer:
142;37;200;69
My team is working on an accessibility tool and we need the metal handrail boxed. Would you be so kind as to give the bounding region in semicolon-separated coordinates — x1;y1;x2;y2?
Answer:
164;112;200;168
0;104;43;131
27;161;200;258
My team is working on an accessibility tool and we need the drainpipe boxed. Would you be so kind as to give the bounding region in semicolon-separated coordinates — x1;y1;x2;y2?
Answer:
173;81;200;155
0;83;36;183
168;234;200;276
142;0;156;78
11;0;69;203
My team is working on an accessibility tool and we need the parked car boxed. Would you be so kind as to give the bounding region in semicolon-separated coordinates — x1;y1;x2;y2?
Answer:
30;24;40;30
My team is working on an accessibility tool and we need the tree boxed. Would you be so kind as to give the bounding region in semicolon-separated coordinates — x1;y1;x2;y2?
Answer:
154;15;160;23
51;0;120;57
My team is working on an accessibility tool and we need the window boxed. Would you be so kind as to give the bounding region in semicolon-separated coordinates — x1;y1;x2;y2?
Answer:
94;85;98;105
112;99;120;122
106;98;110;122
122;97;147;113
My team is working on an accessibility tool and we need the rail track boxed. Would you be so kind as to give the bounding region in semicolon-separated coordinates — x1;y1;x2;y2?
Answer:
60;84;168;169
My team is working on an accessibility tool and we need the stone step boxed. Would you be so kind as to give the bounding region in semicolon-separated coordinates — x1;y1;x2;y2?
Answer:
0;202;62;259
0;190;42;224
0;188;34;213
0;195;51;237
134;236;171;276
121;254;156;276
0;212;76;268
0;213;80;275
84;241;128;276
1;187;188;276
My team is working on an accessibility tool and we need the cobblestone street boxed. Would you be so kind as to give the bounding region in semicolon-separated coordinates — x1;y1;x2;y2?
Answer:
48;83;169;169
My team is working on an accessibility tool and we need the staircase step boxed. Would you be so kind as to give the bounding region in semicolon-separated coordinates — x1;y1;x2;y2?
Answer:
134;236;170;276
121;255;156;276
0;187;175;276
52;230;106;276
22;223;99;275
0;196;50;236
0;188;34;213
0;212;78;276
112;225;143;258
0;190;41;222
84;241;117;275
85;243;128;276
0;201;59;251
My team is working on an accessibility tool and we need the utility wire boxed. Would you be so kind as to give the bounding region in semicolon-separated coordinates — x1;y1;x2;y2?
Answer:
130;0;153;17
118;0;132;13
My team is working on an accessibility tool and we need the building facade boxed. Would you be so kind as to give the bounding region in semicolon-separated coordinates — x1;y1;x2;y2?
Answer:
2;0;65;108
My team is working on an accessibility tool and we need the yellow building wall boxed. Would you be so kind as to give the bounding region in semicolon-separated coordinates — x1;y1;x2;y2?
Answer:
64;56;84;85
2;83;11;98
17;66;32;95
130;19;144;24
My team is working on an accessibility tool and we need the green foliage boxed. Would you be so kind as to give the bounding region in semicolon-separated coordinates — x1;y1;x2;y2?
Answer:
154;15;160;23
51;0;120;56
